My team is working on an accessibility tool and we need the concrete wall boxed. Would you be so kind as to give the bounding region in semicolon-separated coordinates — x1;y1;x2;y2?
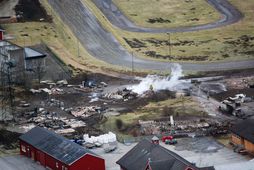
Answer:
25;57;46;71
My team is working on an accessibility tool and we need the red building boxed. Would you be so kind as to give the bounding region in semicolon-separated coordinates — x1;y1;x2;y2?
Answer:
0;29;4;40
19;127;105;170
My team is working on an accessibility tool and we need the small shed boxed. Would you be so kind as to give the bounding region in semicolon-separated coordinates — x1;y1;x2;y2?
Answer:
230;119;254;154
19;127;105;170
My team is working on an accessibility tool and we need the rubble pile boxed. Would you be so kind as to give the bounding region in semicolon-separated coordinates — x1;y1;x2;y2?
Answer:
219;93;254;118
105;88;138;101
225;76;254;89
70;106;105;118
19;106;86;134
138;118;229;137
30;87;64;95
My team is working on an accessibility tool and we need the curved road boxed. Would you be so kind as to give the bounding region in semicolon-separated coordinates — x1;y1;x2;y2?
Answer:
47;0;254;71
93;0;243;33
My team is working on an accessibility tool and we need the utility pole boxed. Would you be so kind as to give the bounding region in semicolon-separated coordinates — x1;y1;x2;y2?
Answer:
0;61;15;121
167;33;171;58
77;38;80;58
131;51;134;76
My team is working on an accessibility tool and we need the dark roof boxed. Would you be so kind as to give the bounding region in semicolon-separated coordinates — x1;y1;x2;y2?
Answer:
149;159;178;170
116;139;211;170
149;160;214;170
231;119;254;143
24;48;46;60
19;127;100;165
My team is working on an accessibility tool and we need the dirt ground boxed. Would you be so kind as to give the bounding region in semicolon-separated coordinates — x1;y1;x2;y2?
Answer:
14;0;51;22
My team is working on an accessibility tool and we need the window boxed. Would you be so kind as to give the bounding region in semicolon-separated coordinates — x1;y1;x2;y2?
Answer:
21;145;26;152
56;162;59;168
62;166;68;170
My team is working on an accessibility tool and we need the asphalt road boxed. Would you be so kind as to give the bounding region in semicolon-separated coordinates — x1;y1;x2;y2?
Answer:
47;0;254;72
0;0;18;17
93;0;243;33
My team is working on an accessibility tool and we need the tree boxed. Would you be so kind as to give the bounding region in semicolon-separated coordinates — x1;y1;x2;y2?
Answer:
116;119;124;130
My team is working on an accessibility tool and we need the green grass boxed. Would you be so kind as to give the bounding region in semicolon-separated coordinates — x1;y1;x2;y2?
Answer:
101;97;207;136
3;0;152;76
85;0;254;63
112;0;221;28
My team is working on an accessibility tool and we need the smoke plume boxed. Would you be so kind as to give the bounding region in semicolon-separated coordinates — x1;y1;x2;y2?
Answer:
129;64;190;94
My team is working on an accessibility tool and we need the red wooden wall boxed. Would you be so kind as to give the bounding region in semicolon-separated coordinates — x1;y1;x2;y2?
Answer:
0;31;3;40
20;140;105;170
70;154;105;170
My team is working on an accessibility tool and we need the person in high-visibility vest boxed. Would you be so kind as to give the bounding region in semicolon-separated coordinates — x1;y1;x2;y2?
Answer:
150;84;154;91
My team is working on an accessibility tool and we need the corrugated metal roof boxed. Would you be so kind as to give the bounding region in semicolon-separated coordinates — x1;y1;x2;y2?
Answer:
19;127;98;165
24;48;46;59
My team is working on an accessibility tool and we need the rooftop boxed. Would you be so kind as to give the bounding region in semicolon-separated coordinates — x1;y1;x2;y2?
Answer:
116;139;214;170
0;40;21;51
24;47;46;60
231;119;254;143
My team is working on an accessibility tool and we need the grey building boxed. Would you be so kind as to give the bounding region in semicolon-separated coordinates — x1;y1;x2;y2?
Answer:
0;40;46;82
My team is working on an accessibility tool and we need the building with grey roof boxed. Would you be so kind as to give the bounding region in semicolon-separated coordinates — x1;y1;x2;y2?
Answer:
19;126;105;170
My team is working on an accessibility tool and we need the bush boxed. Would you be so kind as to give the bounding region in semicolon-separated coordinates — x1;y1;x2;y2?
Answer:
115;119;124;130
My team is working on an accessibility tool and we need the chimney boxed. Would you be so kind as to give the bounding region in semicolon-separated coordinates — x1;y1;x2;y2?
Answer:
151;136;159;145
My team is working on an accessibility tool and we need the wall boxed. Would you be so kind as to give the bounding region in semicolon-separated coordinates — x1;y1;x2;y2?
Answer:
231;134;244;145
70;154;105;170
44;153;68;170
0;31;3;40
9;48;26;83
244;140;254;154
20;140;69;170
25;57;46;71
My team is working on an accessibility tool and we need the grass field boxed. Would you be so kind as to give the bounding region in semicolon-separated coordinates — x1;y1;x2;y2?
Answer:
112;0;221;28
101;97;207;136
2;0;143;76
86;0;254;63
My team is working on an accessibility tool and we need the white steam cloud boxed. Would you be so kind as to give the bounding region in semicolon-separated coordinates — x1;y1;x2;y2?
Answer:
129;64;190;94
